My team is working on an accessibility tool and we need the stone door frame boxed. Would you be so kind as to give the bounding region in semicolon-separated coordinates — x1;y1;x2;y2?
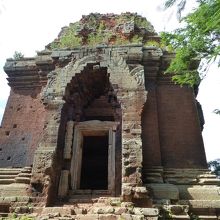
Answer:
70;120;119;195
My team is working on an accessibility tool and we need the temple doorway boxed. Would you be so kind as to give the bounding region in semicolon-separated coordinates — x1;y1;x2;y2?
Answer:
80;135;108;190
70;121;119;195
58;63;122;198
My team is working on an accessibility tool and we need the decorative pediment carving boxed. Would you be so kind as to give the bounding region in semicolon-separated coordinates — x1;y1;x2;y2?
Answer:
130;65;145;86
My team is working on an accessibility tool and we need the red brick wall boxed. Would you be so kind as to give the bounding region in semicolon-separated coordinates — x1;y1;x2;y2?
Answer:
142;86;162;167
0;88;46;167
156;85;207;168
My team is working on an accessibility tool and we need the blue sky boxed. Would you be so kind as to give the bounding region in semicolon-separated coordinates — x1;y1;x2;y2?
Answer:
0;0;219;161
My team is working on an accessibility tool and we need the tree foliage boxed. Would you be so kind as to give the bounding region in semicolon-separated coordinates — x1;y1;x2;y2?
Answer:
164;0;187;19
213;109;220;114
208;159;220;176
161;0;220;86
13;51;24;60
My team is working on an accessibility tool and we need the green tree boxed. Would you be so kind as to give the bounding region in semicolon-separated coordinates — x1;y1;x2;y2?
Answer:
208;159;220;176
164;0;187;19
213;109;220;114
13;51;24;59
161;0;220;86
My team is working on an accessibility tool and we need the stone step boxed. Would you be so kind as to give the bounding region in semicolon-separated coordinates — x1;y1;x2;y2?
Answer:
30;206;160;219
198;178;220;185
164;177;197;184
15;177;30;184
164;174;202;178
10;206;33;214
3;196;31;203
69;190;109;196
68;198;98;204
63;197;121;209
20;170;32;174
1;207;219;220
71;208;88;215
69;189;96;195
68;196;100;202
164;168;209;172
21;166;32;170
198;174;217;178
163;170;210;176
170;215;190;220
0;171;20;175
40;206;78;216
144;177;164;183
196;216;218;220
0;175;17;179
143;168;164;173
179;200;220;209
0;168;21;172
0;213;8;217
145;172;163;177
17;173;32;178
62;203;94;211
0;179;15;184
29;196;47;204
32;207;43;214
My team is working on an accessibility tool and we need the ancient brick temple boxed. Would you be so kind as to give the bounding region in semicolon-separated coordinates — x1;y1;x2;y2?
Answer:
0;13;219;219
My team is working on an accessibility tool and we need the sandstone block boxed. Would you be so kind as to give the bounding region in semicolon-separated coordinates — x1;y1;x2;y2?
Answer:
133;208;142;215
187;200;220;209
114;207;128;215
2;196;17;202
198;178;220;185
76;214;99;220
58;170;69;197
146;183;179;200
170;214;190;219
99;214;118;220
71;208;86;215
122;185;133;196
92;206;114;214
120;213;133;220
142;208;159;216
121;202;134;208
15;177;30;184
109;198;121;206
144;217;158;220
131;214;145;220
0;179;15;184
41;207;72;216
177;185;220;200
196;215;218;219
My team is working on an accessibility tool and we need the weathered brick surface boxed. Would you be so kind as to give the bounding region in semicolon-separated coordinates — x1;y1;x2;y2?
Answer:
142;86;161;167
0;88;46;167
156;84;207;168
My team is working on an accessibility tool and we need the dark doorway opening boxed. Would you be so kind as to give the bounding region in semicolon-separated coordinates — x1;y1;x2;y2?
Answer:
80;135;108;190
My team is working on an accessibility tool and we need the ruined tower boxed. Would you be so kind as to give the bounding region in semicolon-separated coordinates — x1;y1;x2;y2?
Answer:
0;13;219;219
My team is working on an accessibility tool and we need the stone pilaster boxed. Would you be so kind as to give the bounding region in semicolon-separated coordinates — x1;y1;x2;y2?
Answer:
58;170;69;197
119;89;148;201
31;100;64;201
63;121;74;159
